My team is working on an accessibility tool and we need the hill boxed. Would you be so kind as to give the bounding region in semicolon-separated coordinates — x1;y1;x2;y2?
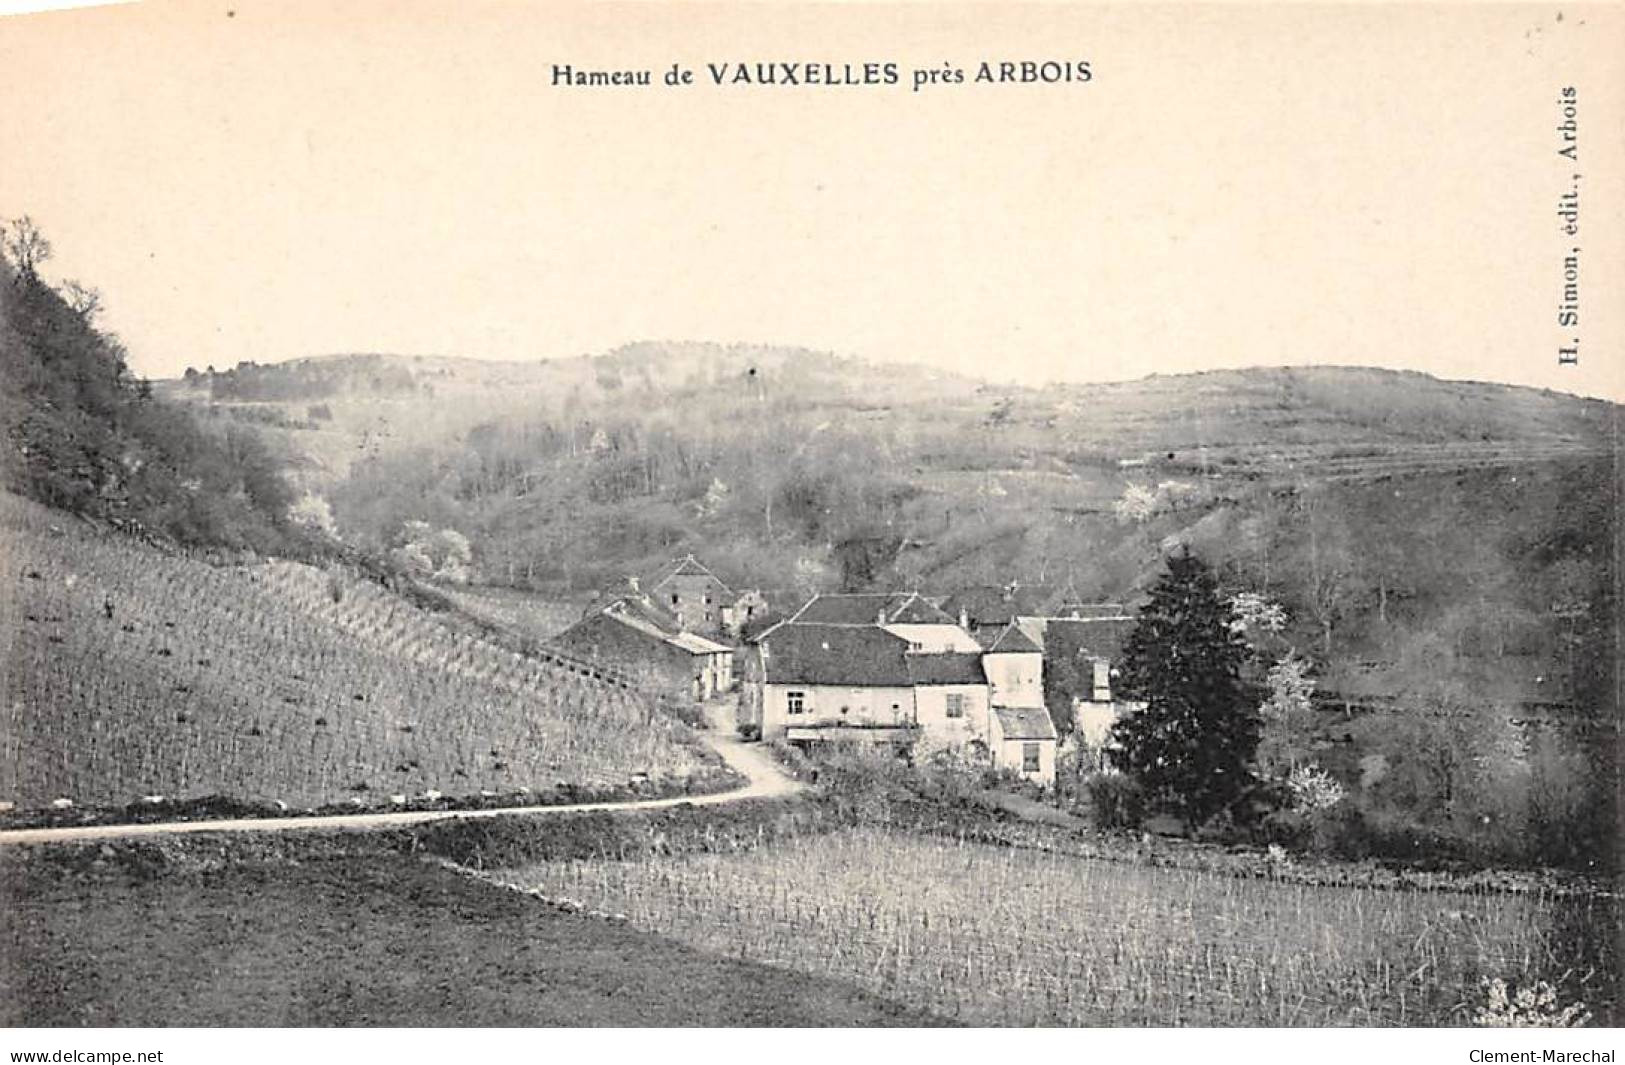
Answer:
160;347;1616;707
0;490;711;812
1;247;308;557
142;343;1622;871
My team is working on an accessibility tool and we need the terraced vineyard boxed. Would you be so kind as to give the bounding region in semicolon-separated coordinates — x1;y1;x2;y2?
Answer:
0;492;705;810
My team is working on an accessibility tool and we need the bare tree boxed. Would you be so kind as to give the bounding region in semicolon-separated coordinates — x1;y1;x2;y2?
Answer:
62;279;103;322
1302;488;1352;657
2;215;53;276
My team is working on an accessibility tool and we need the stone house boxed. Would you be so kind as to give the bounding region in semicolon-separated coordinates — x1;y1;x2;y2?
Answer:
648;555;734;637
647;554;768;639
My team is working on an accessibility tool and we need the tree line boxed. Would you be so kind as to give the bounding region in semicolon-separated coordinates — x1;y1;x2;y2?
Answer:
1095;549;1617;873
0;216;313;557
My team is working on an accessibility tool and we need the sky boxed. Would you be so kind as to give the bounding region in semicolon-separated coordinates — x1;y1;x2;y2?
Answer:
3;0;1622;401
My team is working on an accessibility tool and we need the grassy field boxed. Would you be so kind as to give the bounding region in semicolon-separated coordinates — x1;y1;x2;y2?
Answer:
0;852;941;1026
0;492;704;810
497;827;1619;1026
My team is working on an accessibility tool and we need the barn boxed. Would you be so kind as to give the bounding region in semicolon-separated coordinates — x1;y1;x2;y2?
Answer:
551;588;733;702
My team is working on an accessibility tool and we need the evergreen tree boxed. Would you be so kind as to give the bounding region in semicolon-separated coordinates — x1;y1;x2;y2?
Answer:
1109;549;1259;828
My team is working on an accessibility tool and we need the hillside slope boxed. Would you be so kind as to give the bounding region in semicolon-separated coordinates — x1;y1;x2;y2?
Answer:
2;259;306;557
160;345;1618;722
0;491;707;811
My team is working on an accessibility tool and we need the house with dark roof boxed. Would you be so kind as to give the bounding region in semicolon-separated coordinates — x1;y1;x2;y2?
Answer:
783;591;956;627
754;624;921;747
983;621;1046;711
989;706;1059;778
1034;614;1144;766
744;594;1059;784
940;594;1143;766
551;580;733;702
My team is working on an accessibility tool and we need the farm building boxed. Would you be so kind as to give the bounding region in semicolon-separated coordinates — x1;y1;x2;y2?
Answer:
741;593;1061;785
551;586;733;702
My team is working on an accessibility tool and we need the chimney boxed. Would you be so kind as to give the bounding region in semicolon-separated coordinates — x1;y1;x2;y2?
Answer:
628;575;641;595
958;607;970;629
877;607;887;626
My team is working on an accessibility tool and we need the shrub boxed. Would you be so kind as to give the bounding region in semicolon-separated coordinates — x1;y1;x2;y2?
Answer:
1474;978;1591;1028
765;740;816;783
659;697;708;730
914;747;990;804
1084;773;1145;831
1287;763;1347;812
736;721;761;742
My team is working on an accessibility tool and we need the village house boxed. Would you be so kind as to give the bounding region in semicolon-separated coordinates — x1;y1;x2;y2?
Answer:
941;586;1143;744
741;592;1061;785
989;706;1059;780
647;554;768;640
551;580;733;702
1033;611;1143;768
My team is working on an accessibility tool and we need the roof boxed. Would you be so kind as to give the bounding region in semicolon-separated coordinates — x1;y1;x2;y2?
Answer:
994;706;1059;741
889;596;956;624
1042;617;1137;664
787;592;954;626
881;623;984;653
648;554;734;593
760;624;914;686
1014;618;1047;650
1053;603;1132;621
667;631;732;655
760;623;996;688
569;598;734;657
941;584;1065;626
601;594;683;636
987;621;1043;654
906;652;988;686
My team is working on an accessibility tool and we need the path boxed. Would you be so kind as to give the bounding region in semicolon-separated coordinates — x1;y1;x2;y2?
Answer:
0;708;801;847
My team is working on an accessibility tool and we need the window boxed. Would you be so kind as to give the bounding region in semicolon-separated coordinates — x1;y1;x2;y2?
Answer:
1023;743;1041;773
787;691;806;715
671;593;680;606
945;693;966;719
1091;659;1112;702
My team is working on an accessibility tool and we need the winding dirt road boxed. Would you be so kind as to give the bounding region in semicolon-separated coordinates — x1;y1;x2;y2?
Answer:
0;731;802;847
